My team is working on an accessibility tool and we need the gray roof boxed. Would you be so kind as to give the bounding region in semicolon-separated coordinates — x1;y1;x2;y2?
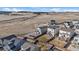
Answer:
14;38;26;46
3;45;11;51
48;25;59;29
3;39;12;45
1;34;16;40
38;26;47;29
21;42;32;50
21;42;39;51
0;39;3;47
1;35;26;51
0;39;2;44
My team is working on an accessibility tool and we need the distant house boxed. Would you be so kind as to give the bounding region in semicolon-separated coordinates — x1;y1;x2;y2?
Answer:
64;21;73;28
36;26;47;35
73;23;79;34
48;20;56;26
72;35;79;48
74;23;79;29
72;20;79;29
47;25;59;38
72;20;79;25
59;27;75;41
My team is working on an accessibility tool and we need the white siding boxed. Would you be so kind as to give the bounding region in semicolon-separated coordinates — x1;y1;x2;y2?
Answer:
47;28;59;37
59;30;74;41
36;28;42;35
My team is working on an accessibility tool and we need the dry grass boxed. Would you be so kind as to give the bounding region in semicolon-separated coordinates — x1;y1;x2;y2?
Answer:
37;35;49;42
49;38;66;48
0;12;79;36
37;42;49;51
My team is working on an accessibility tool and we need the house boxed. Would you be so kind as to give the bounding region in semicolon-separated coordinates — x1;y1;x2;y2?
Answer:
11;37;26;51
72;35;79;48
1;34;16;40
48;20;56;25
21;42;40;51
64;21;73;28
0;34;16;50
74;23;79;29
67;35;79;51
0;34;26;51
36;26;47;35
47;25;59;38
73;23;79;34
72;20;79;25
3;37;26;51
59;27;75;41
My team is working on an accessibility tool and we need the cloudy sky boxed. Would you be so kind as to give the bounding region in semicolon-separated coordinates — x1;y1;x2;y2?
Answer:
0;0;79;12
0;7;79;12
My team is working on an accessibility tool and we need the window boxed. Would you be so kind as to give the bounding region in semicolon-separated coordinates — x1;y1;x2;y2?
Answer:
48;31;53;37
36;30;41;35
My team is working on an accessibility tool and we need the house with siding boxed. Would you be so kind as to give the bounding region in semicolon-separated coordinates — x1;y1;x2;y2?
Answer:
74;23;79;34
0;35;26;51
59;27;75;41
36;26;47;35
72;20;79;25
64;21;73;28
47;25;59;38
72;35;79;48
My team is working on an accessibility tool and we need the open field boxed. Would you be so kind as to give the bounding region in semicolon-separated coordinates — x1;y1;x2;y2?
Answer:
0;12;79;36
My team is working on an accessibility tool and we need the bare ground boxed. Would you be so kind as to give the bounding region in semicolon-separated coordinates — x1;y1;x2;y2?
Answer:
0;12;79;36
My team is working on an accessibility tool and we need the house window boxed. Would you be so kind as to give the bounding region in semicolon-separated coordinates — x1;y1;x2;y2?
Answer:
36;30;41;35
48;31;53;37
